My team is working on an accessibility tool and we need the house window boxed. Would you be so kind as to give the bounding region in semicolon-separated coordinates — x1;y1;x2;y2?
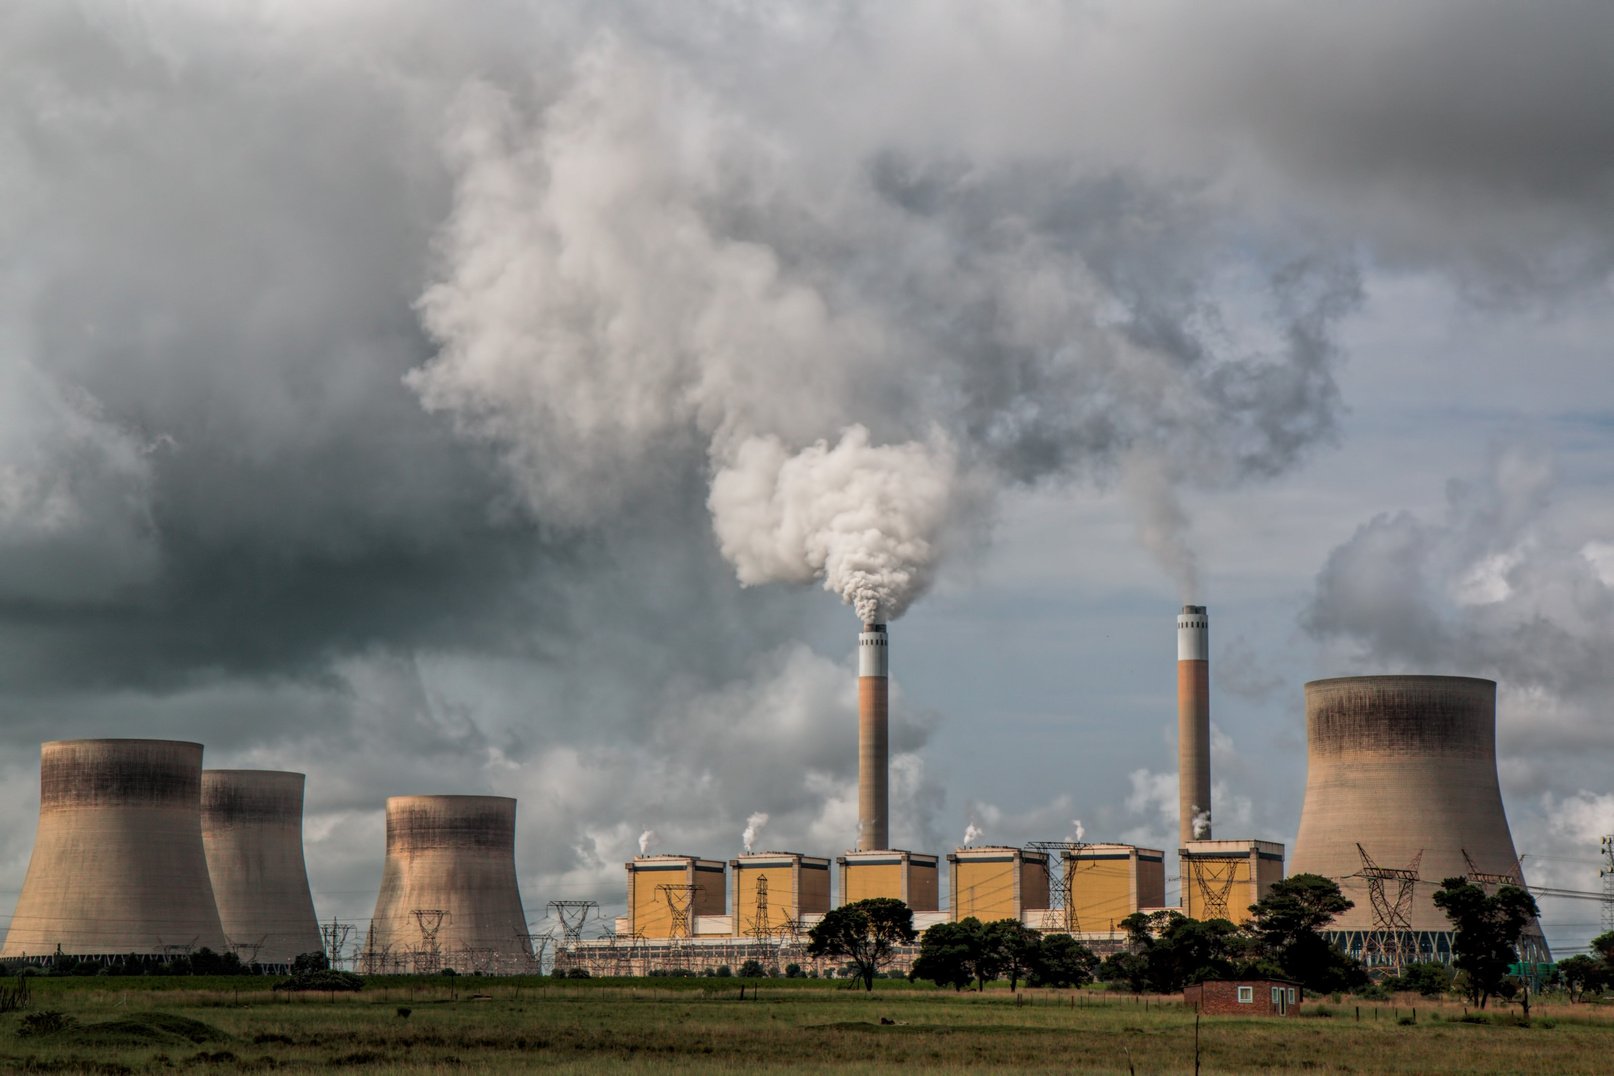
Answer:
1272;987;1282;1005
1287;988;1297;1003
1236;986;1253;1003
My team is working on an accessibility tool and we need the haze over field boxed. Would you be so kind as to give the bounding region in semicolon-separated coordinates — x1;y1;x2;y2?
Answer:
2;2;1612;953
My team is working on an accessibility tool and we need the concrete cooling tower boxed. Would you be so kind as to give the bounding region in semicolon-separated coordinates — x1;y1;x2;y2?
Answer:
1;739;228;960
1290;676;1549;969
201;770;323;967
364;796;533;975
857;622;890;851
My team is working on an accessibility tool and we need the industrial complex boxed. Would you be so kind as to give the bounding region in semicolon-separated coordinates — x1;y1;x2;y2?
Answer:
0;607;1558;979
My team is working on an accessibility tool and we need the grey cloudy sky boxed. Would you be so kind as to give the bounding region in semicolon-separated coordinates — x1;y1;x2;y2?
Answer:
2;1;1612;956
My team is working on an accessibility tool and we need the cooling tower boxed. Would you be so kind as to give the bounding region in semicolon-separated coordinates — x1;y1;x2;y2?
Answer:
201;770;322;966
1178;605;1211;845
1291;676;1548;965
1;739;228;959
857;621;889;851
366;796;533;974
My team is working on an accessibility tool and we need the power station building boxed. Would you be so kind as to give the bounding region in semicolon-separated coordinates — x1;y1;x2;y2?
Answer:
838;849;939;911
201;769;322;967
363;795;534;974
1179;839;1285;922
1290;675;1549;969
729;852;831;938
1066;844;1167;934
624;854;728;938
949;846;1050;923
2;739;229;961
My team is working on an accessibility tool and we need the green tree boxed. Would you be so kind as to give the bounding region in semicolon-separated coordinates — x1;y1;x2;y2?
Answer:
910;920;976;991
807;898;917;992
985;920;1041;991
1099;911;1246;993
1246;873;1367;994
1391;961;1454;999
1556;955;1604;1003
1097;950;1150;993
1029;933;1098;988
738;959;766;978
1432;877;1540;1008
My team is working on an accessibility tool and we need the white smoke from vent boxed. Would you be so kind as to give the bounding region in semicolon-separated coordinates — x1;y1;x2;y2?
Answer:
638;829;656;856
1191;809;1211;839
709;427;975;623
1072;819;1087;843
962;822;983;847
742;811;769;854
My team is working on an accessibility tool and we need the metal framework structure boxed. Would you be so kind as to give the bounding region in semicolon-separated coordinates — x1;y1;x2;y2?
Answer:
409;909;448;974
1602;835;1614;934
1027;841;1086;933
1354;844;1422;971
547;901;597;947
1188;856;1240;922
321;919;353;970
229;937;265;966
1462;849;1524;891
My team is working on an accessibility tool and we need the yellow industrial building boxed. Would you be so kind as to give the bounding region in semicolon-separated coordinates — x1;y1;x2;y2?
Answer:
729;852;831;937
1179;839;1284;922
1064;844;1166;934
837;849;939;911
947;846;1050;922
624;855;727;937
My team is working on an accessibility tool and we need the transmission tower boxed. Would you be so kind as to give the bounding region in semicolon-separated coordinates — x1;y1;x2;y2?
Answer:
1601;836;1614;934
321;918;354;970
1462;848;1522;892
1355;844;1421;972
1188;857;1239;922
410;908;448;974
229;936;265;966
748;875;773;941
548;900;597;947
658;884;700;971
1028;841;1086;933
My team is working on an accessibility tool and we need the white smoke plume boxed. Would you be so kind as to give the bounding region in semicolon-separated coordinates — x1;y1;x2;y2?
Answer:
709;428;974;623
1072;819;1087;843
1121;449;1200;602
1192;808;1211;839
638;829;656;856
742;811;769;854
962;822;983;847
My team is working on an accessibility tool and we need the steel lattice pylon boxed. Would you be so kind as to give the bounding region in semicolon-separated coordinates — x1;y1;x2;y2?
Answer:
658;884;700;972
1462;848;1523;891
410;909;448;974
1601;836;1614;934
548;899;598;958
748;875;773;941
1354;844;1421;972
1028;841;1086;933
1188;857;1239;921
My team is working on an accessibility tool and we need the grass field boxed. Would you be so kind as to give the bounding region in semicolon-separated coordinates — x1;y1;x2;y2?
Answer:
1;976;1610;1073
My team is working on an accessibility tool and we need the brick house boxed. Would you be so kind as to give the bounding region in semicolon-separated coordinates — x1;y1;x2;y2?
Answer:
1183;979;1302;1016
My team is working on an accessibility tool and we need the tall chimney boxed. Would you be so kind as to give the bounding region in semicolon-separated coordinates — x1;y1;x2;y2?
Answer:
857;622;889;851
1177;605;1211;845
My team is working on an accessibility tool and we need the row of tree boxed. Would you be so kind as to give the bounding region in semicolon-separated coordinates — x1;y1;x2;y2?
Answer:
806;874;1544;1008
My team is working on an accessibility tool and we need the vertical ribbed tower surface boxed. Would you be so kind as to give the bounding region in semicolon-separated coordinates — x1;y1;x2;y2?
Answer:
367;796;532;972
201;770;322;966
1177;606;1211;846
1291;676;1543;939
1;739;228;958
857;622;889;852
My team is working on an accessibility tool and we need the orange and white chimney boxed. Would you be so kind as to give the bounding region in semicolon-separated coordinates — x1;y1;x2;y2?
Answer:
1177;605;1211;845
857;622;889;851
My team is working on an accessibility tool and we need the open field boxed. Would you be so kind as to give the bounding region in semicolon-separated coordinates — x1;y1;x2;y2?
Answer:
2;977;1612;1073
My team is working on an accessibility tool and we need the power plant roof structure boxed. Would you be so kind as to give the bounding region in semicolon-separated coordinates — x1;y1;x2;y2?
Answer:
1290;675;1549;968
1;739;228;960
365;795;534;974
201;770;323;967
857;621;890;851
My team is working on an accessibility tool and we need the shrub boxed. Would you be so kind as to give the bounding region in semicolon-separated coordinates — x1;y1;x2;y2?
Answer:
274;970;364;992
17;1011;75;1038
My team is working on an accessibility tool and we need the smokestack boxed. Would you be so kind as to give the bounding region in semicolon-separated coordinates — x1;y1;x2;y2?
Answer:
201;770;323;967
1177;605;1211;845
1;739;228;959
857;621;889;851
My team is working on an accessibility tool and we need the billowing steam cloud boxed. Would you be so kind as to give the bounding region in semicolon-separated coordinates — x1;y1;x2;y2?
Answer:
638;829;656;856
962;822;983;847
1191;808;1211;839
742;811;769;854
1072;819;1087;843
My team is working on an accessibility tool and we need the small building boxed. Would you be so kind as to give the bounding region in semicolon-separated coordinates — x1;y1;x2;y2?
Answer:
837;849;939;911
1178;839;1284;922
1184;979;1302;1016
948;846;1050;923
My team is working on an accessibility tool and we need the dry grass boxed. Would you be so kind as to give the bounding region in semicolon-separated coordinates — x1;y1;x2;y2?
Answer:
0;978;1610;1073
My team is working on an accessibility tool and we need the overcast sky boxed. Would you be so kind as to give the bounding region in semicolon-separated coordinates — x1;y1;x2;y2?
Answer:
3;1;1612;958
